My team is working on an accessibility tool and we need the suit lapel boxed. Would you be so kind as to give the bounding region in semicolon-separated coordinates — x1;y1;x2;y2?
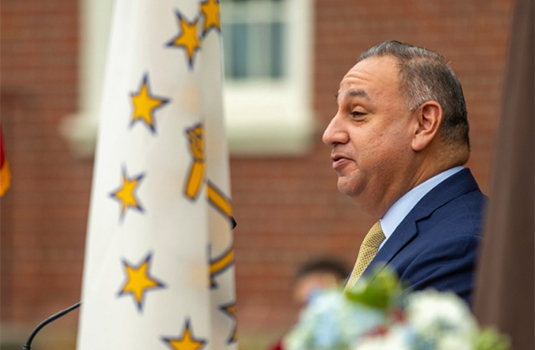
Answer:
370;214;417;272
365;169;480;276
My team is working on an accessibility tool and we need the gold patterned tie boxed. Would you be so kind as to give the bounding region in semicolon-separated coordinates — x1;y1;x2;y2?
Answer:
345;221;385;291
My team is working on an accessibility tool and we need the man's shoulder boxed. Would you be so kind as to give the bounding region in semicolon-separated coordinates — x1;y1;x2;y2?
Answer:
415;187;486;240
398;168;486;242
412;168;486;222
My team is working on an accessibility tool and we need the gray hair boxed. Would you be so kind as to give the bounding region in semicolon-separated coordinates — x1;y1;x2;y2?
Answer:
359;40;470;148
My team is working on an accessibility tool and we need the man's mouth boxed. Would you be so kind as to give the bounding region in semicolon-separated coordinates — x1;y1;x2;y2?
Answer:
331;154;351;169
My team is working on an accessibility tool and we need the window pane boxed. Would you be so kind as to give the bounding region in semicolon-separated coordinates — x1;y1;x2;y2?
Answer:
270;21;284;78
230;23;249;78
221;0;286;80
248;23;271;78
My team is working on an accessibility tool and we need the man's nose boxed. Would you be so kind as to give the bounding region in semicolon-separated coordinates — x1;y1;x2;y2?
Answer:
322;113;348;145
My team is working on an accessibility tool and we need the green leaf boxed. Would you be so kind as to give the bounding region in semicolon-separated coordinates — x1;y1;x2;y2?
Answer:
474;327;511;350
344;266;403;310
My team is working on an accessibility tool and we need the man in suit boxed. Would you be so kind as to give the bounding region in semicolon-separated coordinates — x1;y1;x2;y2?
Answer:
322;40;485;305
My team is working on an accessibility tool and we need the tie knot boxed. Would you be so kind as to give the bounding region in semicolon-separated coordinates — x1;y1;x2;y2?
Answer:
362;221;385;249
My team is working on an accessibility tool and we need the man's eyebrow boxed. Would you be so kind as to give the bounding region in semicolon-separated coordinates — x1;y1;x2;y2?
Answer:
334;90;371;101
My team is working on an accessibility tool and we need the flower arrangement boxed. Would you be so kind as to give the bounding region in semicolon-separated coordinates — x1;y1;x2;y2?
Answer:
285;268;510;350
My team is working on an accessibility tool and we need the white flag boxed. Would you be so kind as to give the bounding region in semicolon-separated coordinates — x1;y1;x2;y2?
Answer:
77;0;237;349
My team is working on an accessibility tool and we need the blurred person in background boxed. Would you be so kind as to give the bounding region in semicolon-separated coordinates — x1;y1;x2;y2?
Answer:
268;257;349;350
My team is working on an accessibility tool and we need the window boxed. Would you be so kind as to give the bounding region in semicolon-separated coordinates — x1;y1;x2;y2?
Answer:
221;0;315;156
222;0;285;80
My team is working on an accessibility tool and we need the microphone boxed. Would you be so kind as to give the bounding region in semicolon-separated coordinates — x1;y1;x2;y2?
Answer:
22;301;81;350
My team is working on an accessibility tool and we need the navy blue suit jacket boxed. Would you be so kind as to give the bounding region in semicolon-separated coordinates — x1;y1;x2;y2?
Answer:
365;168;486;306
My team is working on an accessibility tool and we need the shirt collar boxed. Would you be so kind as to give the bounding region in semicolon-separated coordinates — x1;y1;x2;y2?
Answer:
380;166;464;244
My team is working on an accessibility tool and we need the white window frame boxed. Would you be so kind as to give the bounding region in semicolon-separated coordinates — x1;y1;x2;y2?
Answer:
60;0;112;157
61;0;314;157
222;0;315;156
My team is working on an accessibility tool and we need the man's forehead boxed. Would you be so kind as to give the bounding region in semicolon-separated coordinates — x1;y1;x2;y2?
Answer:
337;56;400;100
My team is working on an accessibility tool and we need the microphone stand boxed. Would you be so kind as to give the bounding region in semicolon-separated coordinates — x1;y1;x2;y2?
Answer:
22;301;81;350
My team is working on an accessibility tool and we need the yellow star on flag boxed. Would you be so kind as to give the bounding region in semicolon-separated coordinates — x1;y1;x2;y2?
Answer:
130;74;169;133
220;303;238;344
162;319;207;350
167;12;201;68
200;0;220;36
118;254;165;312
109;167;145;221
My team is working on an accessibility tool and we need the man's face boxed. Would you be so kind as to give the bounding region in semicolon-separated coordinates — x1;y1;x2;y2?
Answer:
322;56;418;217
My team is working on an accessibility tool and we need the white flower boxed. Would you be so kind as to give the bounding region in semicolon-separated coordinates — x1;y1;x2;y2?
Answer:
438;333;475;350
353;324;413;350
405;290;478;349
285;290;384;350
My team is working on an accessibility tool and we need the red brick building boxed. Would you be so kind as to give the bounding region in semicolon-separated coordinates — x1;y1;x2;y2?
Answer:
1;0;513;349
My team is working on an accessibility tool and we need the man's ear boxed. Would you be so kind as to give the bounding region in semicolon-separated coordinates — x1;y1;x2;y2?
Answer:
411;101;443;152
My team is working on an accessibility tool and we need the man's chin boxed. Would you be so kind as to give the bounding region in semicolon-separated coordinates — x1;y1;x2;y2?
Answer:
336;178;361;198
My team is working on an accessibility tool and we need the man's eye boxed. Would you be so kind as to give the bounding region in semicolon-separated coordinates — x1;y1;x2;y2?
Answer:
351;111;366;118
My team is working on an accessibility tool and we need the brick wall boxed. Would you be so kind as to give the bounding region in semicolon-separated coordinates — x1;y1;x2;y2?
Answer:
1;0;89;340
1;0;513;349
